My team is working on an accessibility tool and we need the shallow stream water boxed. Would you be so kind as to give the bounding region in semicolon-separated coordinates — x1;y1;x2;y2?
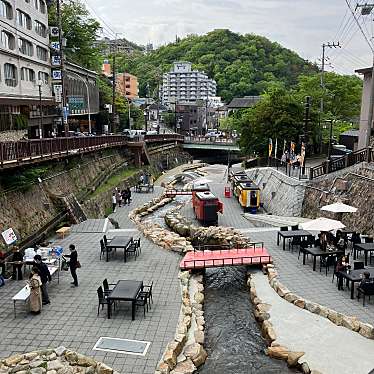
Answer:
198;267;296;374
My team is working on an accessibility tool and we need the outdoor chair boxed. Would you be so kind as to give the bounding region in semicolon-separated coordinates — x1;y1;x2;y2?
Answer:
320;254;337;276
139;281;153;309
353;261;365;270
289;236;301;252
280;226;288;231
357;280;374;306
127;238;141;259
298;242;309;260
135;293;148;317
364;237;373;243
291;225;299;231
99;239;111;261
103;278;116;296
97;286;115;316
103;235;112;247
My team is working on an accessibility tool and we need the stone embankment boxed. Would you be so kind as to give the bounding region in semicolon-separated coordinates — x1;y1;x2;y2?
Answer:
263;264;374;340
0;346;116;374
248;270;318;374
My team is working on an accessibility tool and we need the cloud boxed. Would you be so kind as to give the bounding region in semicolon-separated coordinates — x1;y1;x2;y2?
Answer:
87;0;372;74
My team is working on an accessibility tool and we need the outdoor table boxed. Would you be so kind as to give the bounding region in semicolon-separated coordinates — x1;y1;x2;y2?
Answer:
105;236;133;262
338;268;374;299
107;280;143;320
353;243;374;266
303;247;344;271
277;230;313;251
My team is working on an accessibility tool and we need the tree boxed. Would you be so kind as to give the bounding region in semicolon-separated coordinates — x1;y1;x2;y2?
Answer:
48;0;102;70
239;87;305;156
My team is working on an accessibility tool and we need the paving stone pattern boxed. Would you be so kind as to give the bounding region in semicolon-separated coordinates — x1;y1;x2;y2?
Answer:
0;185;182;374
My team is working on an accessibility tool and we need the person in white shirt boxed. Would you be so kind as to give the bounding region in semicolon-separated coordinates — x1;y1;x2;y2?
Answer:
112;192;117;212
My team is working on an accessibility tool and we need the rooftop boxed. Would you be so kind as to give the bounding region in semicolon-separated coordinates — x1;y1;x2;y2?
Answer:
227;96;261;109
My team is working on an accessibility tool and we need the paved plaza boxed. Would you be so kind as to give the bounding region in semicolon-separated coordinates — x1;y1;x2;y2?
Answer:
0;187;181;374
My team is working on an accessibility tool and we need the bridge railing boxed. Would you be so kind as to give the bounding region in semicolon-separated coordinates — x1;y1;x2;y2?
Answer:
0;135;126;167
184;136;238;144
309;147;373;179
268;157;311;180
145;134;184;142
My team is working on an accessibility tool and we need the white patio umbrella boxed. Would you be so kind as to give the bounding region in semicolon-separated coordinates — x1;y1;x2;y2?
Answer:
300;217;346;232
320;202;357;213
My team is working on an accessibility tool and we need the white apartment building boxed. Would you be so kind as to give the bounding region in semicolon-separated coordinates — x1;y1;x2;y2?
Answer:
0;0;53;136
161;62;217;105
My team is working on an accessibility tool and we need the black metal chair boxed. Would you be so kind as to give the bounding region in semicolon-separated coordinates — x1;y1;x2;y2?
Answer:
99;239;111;261
280;226;288;231
139;281;153;309
291;225;299;231
357;280;374;306
289;236;301;252
364;237;373;243
353;261;365;270
298;241;308;260
103;235;112;246
127;238;141;259
97;286;115;315
320;255;337;276
135;293;148;317
103;278;116;296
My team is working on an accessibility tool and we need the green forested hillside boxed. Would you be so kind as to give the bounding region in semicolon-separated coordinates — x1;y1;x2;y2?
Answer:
118;29;318;102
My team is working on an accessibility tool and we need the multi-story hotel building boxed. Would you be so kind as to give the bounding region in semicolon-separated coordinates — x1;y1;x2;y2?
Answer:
161;61;217;105
0;0;53;138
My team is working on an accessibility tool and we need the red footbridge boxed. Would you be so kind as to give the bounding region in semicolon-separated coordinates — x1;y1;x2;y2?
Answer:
180;242;272;270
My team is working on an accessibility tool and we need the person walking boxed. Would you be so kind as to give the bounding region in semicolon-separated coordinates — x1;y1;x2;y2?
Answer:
66;244;79;287
126;187;132;205
111;192;117;213
117;189;122;207
28;267;42;314
11;246;23;280
33;255;51;305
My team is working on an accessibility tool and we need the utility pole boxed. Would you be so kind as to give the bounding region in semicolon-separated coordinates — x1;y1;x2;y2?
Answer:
111;35;118;133
302;96;311;172
38;83;43;138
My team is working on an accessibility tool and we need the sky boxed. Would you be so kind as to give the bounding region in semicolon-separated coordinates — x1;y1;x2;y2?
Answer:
85;0;374;75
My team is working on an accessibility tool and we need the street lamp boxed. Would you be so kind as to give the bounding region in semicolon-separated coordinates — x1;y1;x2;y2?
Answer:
68;71;91;134
37;80;43;138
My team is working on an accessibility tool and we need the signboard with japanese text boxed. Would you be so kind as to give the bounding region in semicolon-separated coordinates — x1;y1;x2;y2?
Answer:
51;55;61;66
50;27;59;38
52;70;62;80
50;41;60;51
68;96;85;111
53;84;63;103
1;228;17;245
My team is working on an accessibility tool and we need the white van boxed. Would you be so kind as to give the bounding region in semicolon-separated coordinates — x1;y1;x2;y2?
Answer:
123;129;146;139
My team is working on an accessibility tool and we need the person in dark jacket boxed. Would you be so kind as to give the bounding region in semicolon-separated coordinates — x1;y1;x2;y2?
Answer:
34;255;51;304
11;246;23;280
65;244;79;287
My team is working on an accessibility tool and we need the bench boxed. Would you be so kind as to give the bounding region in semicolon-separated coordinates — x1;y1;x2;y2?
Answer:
12;266;59;317
56;227;70;239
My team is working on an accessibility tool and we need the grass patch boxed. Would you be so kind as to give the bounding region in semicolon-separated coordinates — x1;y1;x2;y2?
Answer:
92;167;138;198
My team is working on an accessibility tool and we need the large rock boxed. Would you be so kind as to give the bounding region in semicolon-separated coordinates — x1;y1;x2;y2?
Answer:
276;284;290;297
170;358;196;374
284;293;298;303
287;351;305;367
164;350;177;369
157;362;170;374
96;362;113;374
266;346;289;360
4;355;23;367
194;292;204;304
305;302;321;315
359;322;374;339
327;310;343;326
256;303;271;313
183;343;207;368
194;330;205;344
293;299;305;309
341;316;360;332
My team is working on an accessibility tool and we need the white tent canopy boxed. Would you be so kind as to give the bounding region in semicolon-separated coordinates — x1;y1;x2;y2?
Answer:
320;202;357;213
300;217;346;232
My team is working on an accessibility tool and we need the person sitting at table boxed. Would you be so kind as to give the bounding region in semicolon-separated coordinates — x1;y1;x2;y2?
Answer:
335;256;349;290
359;271;371;289
28;267;42;314
11;246;23;281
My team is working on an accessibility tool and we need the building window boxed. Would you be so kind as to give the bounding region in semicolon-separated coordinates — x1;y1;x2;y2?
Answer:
21;67;35;82
38;71;48;84
0;30;15;50
33;0;38;9
4;63;17;87
16;9;31;29
39;0;46;13
34;20;47;37
0;0;12;19
36;46;48;61
18;38;33;56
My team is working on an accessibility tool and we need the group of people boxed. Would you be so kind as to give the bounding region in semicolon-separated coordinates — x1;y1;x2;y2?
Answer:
0;244;79;315
315;230;347;252
112;187;132;212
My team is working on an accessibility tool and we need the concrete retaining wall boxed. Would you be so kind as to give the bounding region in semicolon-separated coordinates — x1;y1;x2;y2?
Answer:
245;167;307;217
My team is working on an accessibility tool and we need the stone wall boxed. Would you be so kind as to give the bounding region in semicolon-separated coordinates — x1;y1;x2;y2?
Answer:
302;163;374;236
245;167;307;217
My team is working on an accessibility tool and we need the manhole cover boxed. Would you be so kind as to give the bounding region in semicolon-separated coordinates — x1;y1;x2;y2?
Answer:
93;337;150;356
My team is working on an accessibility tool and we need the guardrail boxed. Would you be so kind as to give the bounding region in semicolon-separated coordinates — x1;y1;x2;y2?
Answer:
269;157;311;180
310;147;373;179
184;136;238;144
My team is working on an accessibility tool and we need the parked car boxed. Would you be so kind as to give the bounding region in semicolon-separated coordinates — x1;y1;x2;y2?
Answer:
123;129;146;139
